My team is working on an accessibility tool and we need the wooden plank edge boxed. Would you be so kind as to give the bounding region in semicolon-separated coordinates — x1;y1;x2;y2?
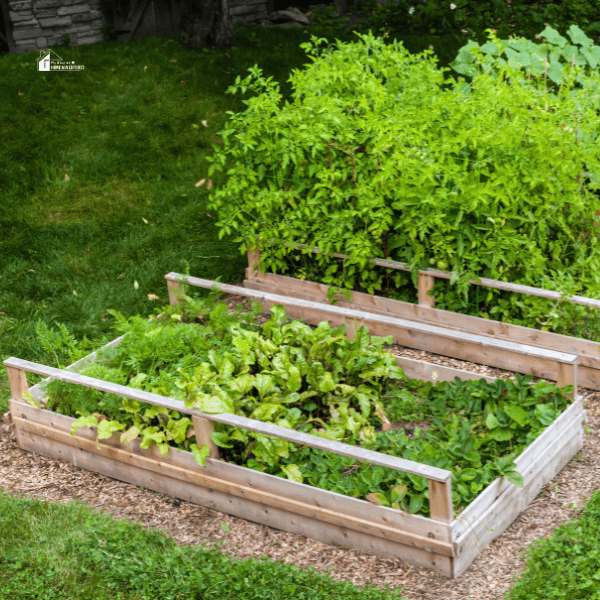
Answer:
164;274;578;364
248;242;600;310
453;408;584;542
12;415;455;557
12;425;454;577
32;334;128;391
244;276;600;392
451;424;584;578
244;273;600;369
244;277;588;389
456;397;585;529
3;357;453;484
253;294;579;397
394;356;497;385
9;397;452;544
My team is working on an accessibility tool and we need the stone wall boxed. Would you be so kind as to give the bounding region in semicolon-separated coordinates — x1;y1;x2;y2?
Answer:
6;0;272;55
8;0;104;54
229;0;270;28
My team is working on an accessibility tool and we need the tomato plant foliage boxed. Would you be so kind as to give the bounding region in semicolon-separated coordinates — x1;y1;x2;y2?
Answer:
204;24;600;333
26;291;575;520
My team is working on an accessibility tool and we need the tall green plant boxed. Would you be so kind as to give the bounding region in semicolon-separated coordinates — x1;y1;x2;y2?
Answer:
204;25;600;305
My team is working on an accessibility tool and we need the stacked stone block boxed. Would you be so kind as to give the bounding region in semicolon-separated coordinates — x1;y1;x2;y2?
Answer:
8;0;105;54
229;0;270;28
7;0;272;55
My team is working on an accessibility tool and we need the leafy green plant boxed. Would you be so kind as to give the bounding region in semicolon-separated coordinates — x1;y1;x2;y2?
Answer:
203;23;600;338
27;283;265;440
173;302;402;470
2;19;599;599
27;299;574;520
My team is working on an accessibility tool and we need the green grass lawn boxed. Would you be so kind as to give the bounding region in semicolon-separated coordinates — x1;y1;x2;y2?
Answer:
2;8;600;599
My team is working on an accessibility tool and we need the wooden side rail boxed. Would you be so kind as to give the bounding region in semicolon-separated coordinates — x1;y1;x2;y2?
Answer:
164;273;579;398
3;357;454;523
244;240;600;310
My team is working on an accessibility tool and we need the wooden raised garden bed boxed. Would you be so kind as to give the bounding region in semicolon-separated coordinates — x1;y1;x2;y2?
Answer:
4;275;587;579
240;241;600;391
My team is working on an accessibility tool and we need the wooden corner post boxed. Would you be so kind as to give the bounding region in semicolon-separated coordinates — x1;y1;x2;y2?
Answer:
6;365;29;403
192;414;220;459
428;479;453;524
167;280;185;306
418;273;436;308
246;237;261;281
5;365;29;446
556;358;578;401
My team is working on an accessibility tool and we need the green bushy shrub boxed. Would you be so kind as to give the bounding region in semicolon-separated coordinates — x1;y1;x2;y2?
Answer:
204;25;600;327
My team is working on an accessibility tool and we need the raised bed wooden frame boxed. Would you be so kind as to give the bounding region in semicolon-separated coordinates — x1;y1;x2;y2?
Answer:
239;240;600;391
3;278;587;579
165;274;579;398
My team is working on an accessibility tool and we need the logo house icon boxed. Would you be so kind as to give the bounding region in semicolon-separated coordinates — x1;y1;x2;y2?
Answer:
37;49;62;71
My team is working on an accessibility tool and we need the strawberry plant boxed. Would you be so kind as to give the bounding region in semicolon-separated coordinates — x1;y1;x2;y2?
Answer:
24;295;575;520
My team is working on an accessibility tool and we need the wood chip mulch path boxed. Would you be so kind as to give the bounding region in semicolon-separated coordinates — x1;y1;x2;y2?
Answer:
2;292;599;600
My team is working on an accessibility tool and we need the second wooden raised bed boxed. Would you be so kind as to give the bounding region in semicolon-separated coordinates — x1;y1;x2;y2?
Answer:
240;240;600;390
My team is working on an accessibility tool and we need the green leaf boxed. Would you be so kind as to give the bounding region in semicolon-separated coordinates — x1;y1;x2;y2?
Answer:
229;429;249;444
210;432;234;448
486;412;500;430
128;373;147;388
281;463;304;483
357;394;371;418
254;373;277;399
505;470;524;488
318;372;335;393
21;391;42;408
139;426;168;451
535;403;557;426
390;484;408;504
71;414;99;438
122;398;141;414
232;336;252;355
404;494;424;515
504;404;528;427
190;443;211;467
230;373;254;395
460;468;478;481
286;366;302;393
365;492;390;507
488;428;513;441
218;357;235;379
120;425;141;446
250;402;283;422
457;483;469;496
269;304;287;324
